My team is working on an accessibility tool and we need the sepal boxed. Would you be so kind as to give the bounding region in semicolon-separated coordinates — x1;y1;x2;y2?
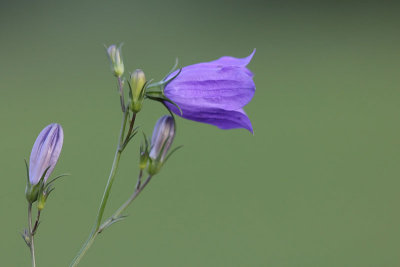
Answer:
145;91;182;116
147;158;162;175
139;133;150;170
25;164;50;203
38;173;69;210
145;59;183;115
147;145;182;175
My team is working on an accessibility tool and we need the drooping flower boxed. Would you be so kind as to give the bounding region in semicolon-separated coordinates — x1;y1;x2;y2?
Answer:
29;123;64;185
164;50;256;133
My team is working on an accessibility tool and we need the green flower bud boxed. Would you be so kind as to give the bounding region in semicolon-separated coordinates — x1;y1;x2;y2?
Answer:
37;192;47;211
38;186;55;211
129;69;146;113
106;44;124;77
139;143;149;170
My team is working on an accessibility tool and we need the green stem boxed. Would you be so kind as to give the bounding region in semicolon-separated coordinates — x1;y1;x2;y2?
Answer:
118;77;125;112
70;110;129;267
28;204;36;267
98;173;153;233
122;113;137;150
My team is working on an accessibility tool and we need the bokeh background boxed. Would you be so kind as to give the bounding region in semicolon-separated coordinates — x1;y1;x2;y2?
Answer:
1;0;400;266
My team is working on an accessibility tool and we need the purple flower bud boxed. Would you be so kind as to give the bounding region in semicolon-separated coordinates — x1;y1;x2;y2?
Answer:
29;123;64;185
164;50;256;133
149;116;175;162
148;116;175;175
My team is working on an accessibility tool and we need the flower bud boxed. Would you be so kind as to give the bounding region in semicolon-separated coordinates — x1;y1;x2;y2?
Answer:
148;116;175;175
129;69;146;113
29;124;64;185
37;186;54;211
106;44;124;77
37;191;48;211
25;123;63;203
139;143;149;170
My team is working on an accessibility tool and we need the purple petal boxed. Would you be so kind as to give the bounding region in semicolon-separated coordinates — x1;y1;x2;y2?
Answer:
149;115;175;161
167;103;253;134
165;64;255;111
29;123;64;185
209;49;256;66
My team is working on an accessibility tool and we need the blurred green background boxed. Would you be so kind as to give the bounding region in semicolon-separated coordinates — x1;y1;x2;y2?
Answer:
1;0;400;266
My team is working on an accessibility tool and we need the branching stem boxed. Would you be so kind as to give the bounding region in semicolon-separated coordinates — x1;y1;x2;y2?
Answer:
98;173;153;233
70;109;129;267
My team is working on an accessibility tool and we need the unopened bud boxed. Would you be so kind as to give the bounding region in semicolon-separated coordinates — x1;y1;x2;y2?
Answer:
25;123;63;203
29;124;64;185
148;116;175;175
139;145;149;170
37;192;47;211
129;69;146;113
106;44;124;77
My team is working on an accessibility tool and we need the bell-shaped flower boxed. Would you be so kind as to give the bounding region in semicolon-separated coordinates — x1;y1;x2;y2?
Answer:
164;50;256;133
29;123;64;185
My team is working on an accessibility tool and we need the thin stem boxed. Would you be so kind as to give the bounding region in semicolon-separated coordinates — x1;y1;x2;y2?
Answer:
135;170;143;190
118;77;125;112
98;174;153;233
70;109;129;267
28;204;36;267
122;113;137;150
32;210;41;235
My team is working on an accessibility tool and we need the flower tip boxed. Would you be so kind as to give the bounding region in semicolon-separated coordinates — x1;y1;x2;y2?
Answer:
211;49;256;67
243;120;254;135
249;127;254;135
244;48;256;65
106;44;124;77
107;44;115;52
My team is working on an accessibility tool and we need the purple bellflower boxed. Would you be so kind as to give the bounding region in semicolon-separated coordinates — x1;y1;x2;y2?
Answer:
164;50;256;133
29;123;64;185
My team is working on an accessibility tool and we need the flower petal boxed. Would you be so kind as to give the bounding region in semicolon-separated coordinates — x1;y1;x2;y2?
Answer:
209;49;256;66
165;64;255;111
166;103;253;134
